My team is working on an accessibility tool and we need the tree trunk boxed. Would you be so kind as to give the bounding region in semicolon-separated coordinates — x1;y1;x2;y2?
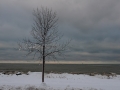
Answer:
42;57;45;82
42;45;45;82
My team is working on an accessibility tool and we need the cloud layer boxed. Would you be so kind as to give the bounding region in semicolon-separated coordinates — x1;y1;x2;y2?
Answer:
0;0;120;63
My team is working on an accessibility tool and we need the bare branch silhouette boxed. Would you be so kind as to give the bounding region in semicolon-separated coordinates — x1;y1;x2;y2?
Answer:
18;7;70;82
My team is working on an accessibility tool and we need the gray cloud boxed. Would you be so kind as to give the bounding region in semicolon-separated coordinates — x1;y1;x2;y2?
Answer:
0;0;120;63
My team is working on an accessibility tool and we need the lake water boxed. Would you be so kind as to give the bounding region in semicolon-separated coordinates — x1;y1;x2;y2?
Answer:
0;63;120;74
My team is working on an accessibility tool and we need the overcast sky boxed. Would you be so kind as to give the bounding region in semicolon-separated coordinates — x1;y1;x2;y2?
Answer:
0;0;120;63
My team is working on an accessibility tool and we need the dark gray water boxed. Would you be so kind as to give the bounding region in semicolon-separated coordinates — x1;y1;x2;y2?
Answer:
0;63;120;74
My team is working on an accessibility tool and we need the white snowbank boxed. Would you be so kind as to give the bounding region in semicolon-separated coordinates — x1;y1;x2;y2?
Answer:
0;72;120;90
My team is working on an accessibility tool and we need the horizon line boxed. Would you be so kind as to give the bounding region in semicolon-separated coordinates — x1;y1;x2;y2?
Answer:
0;60;120;64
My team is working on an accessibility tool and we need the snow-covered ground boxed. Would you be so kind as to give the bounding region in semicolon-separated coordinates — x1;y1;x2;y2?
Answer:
0;72;120;90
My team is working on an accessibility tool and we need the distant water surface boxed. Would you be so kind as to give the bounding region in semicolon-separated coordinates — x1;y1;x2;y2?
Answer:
0;63;120;74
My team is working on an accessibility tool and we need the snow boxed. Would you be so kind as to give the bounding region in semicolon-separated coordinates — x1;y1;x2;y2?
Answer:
0;72;120;90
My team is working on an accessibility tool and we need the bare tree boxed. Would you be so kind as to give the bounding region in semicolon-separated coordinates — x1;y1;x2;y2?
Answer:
18;7;70;82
